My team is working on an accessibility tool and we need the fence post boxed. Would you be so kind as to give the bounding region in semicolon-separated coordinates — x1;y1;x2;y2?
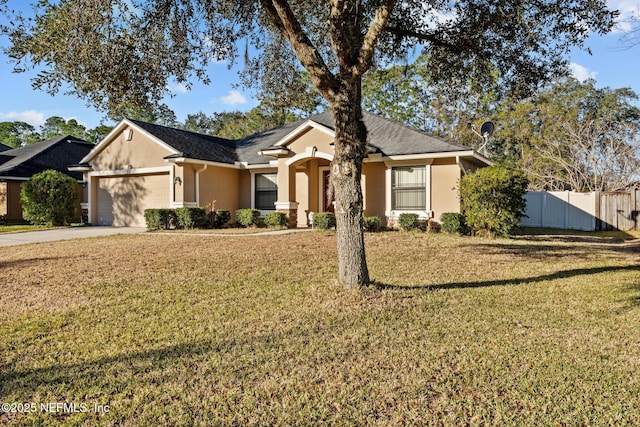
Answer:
629;188;640;230
595;191;601;231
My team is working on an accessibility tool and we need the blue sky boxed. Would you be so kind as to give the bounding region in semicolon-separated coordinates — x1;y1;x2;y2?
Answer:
0;0;639;131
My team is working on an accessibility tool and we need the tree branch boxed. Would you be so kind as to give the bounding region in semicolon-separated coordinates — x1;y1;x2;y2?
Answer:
384;26;462;52
260;0;339;102
355;0;397;76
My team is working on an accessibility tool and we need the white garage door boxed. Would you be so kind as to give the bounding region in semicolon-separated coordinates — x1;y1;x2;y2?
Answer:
95;173;170;227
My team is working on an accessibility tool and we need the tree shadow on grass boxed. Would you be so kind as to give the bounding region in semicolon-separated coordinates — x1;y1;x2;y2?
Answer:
458;238;640;260
372;264;640;291
0;256;68;270
0;339;215;397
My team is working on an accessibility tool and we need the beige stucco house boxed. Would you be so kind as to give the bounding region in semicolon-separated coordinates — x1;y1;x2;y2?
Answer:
70;111;490;228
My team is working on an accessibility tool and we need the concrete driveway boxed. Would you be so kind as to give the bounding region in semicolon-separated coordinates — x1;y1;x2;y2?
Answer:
0;226;146;247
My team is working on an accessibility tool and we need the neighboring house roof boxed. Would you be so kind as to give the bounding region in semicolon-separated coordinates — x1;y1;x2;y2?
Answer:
0;135;94;180
0;142;12;152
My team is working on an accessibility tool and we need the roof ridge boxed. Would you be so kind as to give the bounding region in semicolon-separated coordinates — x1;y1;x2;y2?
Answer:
127;118;236;144
361;110;470;150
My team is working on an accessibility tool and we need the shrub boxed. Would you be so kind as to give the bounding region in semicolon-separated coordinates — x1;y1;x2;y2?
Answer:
213;209;230;228
20;170;78;226
175;207;207;229
459;166;528;237
264;211;287;228
363;216;380;232
440;212;466;234
144;208;177;230
313;212;336;230
235;208;261;227
398;213;419;231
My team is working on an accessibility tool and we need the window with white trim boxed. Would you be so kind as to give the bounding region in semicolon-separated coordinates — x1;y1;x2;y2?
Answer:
391;166;426;210
255;173;277;210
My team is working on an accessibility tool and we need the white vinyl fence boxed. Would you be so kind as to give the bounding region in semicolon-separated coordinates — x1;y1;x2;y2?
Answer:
521;191;597;231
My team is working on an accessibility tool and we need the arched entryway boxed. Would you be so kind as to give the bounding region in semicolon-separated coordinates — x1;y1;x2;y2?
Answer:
275;150;334;227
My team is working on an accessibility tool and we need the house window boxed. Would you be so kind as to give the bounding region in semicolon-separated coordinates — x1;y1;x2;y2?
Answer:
391;166;426;210
255;173;277;210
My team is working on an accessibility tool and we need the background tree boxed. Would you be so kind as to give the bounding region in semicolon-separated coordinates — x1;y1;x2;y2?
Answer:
0;121;39;147
39;116;87;140
21;169;79;226
216;104;298;139
2;0;617;288
0;118;111;146
494;78;640;191
83;124;114;144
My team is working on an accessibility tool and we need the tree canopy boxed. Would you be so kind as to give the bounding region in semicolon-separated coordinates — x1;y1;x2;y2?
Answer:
0;116;112;146
495;78;640;191
1;0;618;287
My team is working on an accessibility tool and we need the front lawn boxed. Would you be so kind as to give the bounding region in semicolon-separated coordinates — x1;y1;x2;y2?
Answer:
0;232;638;425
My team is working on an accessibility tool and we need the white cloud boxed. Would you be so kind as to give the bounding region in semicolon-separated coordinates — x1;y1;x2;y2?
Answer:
219;90;247;106
0;110;45;127
169;83;189;94
608;0;640;32
569;62;598;82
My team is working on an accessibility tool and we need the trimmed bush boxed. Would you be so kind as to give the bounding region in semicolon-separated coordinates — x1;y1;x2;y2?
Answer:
363;216;381;232
213;209;230;228
313;212;336;230
144;208;177;230
235;208;261;227
176;207;207;229
20;169;78;226
440;212;466;234
398;213;419;231
459;166;528;237
264;211;287;228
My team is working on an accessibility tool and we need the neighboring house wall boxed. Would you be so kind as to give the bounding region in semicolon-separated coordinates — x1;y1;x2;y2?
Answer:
1;181;24;221
1;180;84;223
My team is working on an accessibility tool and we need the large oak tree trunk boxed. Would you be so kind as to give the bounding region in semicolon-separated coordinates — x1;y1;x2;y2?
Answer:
330;79;370;288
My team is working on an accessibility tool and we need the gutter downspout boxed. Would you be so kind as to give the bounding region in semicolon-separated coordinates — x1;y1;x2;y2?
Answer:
195;164;208;206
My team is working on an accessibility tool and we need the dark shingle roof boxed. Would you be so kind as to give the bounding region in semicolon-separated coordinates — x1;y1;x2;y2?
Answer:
0;135;94;180
0;142;12;152
129;119;239;164
128;111;476;166
233;111;473;164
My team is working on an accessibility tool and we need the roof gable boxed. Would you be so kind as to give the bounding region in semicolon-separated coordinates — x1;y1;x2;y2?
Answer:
81;118;239;165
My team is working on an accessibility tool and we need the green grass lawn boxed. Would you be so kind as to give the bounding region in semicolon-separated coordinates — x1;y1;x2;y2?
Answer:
0;224;53;234
0;231;638;426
